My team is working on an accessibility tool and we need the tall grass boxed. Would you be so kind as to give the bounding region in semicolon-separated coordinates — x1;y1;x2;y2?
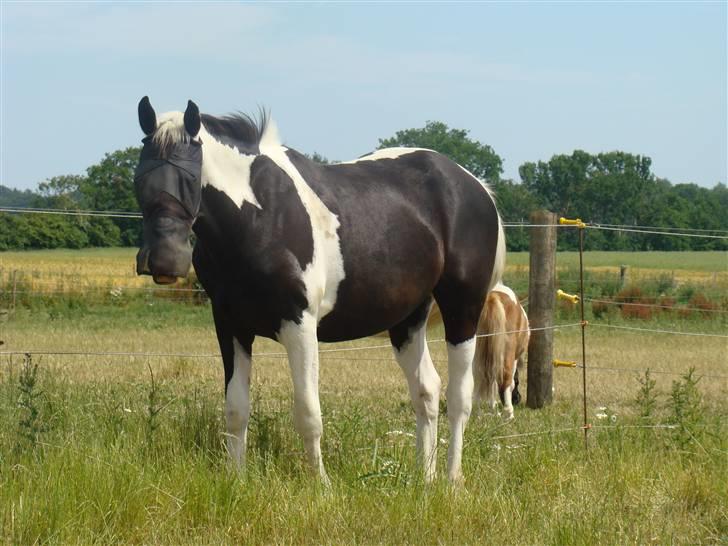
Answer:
1;248;726;543
1;357;726;544
1;305;726;544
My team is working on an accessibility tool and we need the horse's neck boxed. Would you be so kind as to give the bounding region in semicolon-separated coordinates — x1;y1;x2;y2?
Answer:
200;129;261;209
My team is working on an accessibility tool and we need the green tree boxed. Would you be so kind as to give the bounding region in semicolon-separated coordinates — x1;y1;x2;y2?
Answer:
378;121;503;183
490;179;539;251
0;185;37;207
81;147;142;245
35;175;84;210
520;151;658;250
306;151;332;164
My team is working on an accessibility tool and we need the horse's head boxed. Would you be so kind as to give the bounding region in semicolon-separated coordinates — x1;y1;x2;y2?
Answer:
134;96;203;284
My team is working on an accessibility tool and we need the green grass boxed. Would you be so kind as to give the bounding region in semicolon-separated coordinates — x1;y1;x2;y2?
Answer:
1;249;726;543
507;250;728;272
1;301;727;544
1;353;725;545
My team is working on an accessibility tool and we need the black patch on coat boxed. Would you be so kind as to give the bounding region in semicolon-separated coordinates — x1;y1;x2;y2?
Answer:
284;148;499;345
388;297;434;351
192;155;313;339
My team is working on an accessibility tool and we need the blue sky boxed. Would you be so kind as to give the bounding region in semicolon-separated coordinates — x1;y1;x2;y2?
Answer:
1;1;726;191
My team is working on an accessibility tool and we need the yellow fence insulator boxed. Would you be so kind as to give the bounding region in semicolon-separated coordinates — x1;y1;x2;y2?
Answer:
557;289;580;304
553;359;577;368
559;217;586;229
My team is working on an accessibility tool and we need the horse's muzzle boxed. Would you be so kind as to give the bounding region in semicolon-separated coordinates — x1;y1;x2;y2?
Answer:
136;243;192;285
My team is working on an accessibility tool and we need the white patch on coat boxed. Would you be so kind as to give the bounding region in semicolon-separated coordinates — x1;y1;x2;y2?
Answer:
340;147;430;164
150;110;268;209
277;313;329;483
392;318;441;482
198;128;260;209
445;337;476;482
260;139;345;321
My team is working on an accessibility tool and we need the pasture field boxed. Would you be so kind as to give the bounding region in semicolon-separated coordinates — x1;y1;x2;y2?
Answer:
0;248;726;544
2;248;727;295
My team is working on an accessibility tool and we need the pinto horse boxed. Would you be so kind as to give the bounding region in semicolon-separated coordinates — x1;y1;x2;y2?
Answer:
473;283;529;420
133;97;505;483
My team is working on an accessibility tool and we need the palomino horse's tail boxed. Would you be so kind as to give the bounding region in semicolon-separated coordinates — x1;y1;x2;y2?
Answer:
473;291;506;405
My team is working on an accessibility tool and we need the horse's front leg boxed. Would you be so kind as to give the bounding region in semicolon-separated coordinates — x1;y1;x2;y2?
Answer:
225;338;253;466
211;299;254;469
278;312;329;484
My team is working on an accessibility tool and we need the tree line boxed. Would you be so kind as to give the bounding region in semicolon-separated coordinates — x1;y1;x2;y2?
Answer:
1;122;725;251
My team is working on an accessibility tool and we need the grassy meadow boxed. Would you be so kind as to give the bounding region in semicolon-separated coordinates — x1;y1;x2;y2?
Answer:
0;248;726;544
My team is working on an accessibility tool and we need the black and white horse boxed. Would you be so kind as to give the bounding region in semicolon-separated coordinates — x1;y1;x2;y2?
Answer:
134;97;505;483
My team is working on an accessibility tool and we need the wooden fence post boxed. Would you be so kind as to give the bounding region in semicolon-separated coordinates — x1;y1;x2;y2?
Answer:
620;265;628;286
527;210;557;409
12;270;18;311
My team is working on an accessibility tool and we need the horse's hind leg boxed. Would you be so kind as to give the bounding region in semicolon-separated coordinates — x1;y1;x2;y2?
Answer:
389;298;441;483
500;352;518;420
434;288;483;483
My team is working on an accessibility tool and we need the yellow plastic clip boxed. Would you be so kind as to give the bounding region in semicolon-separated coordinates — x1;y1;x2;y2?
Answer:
557;289;580;304
559;217;586;229
553;359;577;368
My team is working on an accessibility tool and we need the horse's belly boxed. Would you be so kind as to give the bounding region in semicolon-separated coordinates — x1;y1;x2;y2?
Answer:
316;262;440;342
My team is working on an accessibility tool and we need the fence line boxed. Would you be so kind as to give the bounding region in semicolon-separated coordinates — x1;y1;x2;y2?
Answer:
4;348;724;380
7;287;206;294
0;323;583;362
560;363;728;380
589;322;728;338
0;206;142;219
590;222;728;234
587;224;728;240
585;297;727;313
5;205;726;239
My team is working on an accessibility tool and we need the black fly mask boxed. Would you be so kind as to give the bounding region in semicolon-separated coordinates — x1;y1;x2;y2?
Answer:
134;97;203;284
135;138;202;219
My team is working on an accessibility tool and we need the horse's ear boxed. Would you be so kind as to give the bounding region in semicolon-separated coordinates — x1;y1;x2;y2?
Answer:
138;96;157;136
184;100;201;138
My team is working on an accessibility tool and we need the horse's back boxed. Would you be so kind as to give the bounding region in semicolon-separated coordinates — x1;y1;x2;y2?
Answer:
286;148;501;341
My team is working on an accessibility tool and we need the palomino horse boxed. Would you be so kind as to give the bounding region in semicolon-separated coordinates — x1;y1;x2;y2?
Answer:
473;283;529;420
133;97;505;483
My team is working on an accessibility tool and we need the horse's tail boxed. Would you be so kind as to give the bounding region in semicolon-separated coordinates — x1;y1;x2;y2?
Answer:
487;216;506;293
474;291;507;404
